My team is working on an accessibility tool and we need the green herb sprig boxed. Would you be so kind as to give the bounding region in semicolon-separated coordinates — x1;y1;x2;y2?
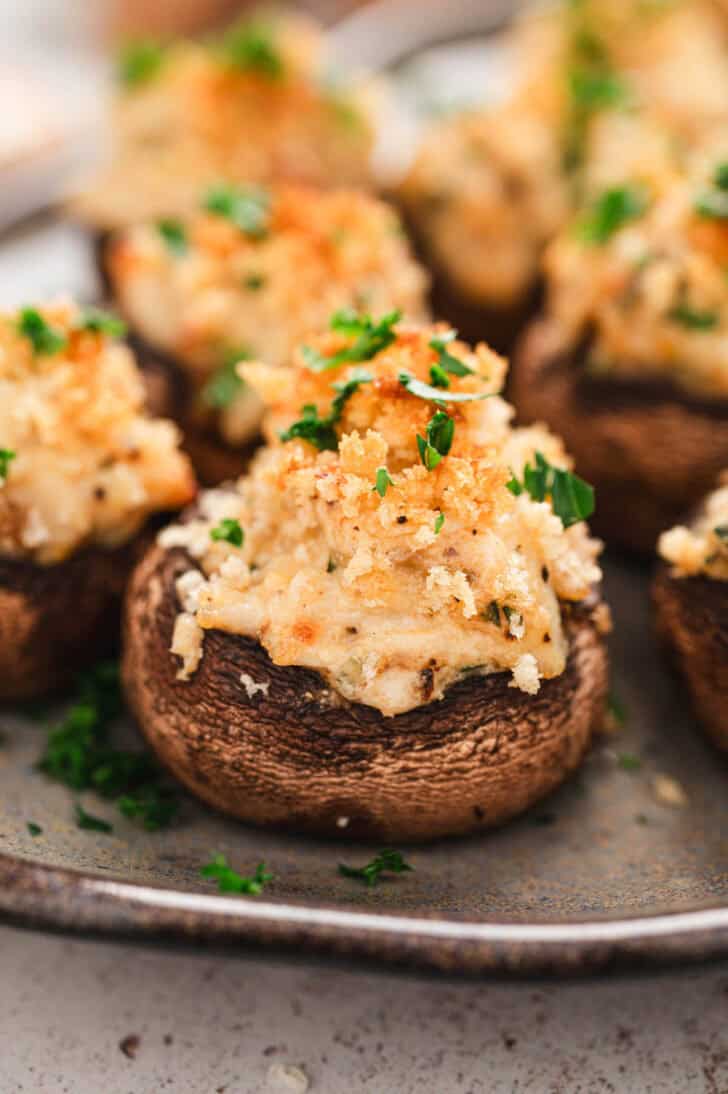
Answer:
201;349;250;409
221;21;283;78
279;371;372;451
668;303;719;331
203;184;270;238
210;518;244;547
301;310;400;373
429;329;473;379
507;451;594;528
77;307;127;338
157;219;188;255
694;162;728;221
373;467;394;497
416;410;454;471
38;662;179;832
0;448;15;481
17;308;67;356
577;185;648;244
338;849;413;887
201;855;273;894
118;40;166;87
398;372;491;404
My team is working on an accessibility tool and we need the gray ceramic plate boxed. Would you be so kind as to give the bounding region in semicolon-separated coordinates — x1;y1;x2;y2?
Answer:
0;21;727;977
1;484;727;975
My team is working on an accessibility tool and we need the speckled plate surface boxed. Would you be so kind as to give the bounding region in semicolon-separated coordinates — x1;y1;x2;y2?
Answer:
1;553;727;977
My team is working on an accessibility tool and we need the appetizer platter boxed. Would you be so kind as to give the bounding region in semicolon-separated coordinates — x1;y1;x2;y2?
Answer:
0;0;727;977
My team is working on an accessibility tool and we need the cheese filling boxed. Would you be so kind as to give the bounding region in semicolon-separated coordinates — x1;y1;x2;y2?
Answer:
0;300;195;565
160;320;601;716
659;472;728;581
73;14;376;231
107;184;430;445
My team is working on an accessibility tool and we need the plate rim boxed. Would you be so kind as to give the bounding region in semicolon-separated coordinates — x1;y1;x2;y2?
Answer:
2;851;728;977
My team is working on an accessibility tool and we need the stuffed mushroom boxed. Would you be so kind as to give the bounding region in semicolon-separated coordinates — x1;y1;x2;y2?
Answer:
653;473;728;752
72;13;376;236
512;149;728;553
102;182;430;484
123;314;608;842
397;0;728;353
0;300;195;701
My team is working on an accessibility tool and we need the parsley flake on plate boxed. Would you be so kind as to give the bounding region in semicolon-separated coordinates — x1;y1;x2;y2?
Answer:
200;855;273;894
507;451;594;528
75;803;113;833
38;661;180;832
338;849;413;887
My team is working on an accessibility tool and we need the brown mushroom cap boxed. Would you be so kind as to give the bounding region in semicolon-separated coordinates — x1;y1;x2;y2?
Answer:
652;562;728;753
511;321;728;555
0;538;144;702
122;540;609;842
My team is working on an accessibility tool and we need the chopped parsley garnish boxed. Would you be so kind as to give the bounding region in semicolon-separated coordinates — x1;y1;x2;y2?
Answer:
75;803;113;833
243;273;266;291
429;362;450;388
507;451;595;528
618;753;642;772
398;372;491;404
301;309;400;372
38;661;179;832
203;184;270;239
0;448;15;481
201;349;249;409
694;162;728;220
563;20;629;172
118;40;166;87
17;308;67;356
373;467;394;497
434;511;445;535
200;855;273;894
157;218;188;255
338;849;413;887
416;410;454;471
221;21;284;78
577;185;648;244
668;303;719;331
715;524;728;543
279;371;372;451
26;822;42;837
210;518;244;547
77;307;127;338
429;329;474;378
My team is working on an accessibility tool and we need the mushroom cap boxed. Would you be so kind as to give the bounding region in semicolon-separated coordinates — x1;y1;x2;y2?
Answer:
0;539;141;702
511;321;728;554
122;540;609;842
652;562;728;753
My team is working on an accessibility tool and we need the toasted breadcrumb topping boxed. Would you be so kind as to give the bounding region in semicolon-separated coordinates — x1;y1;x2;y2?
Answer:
400;0;728;311
74;15;375;230
0;300;195;564
107;184;429;445
159;320;601;716
658;472;728;580
544;144;728;399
